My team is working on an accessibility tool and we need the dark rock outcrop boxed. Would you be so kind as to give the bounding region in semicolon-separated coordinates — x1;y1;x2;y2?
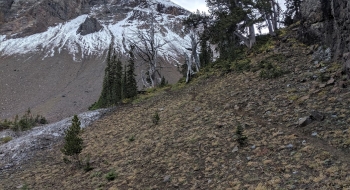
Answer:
76;16;102;35
299;0;350;61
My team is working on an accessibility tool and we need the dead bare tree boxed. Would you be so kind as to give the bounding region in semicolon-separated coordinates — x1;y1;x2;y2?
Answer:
128;12;166;88
189;30;201;72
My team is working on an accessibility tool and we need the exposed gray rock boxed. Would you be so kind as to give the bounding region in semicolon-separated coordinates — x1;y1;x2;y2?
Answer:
163;175;171;182
298;116;313;127
299;0;350;60
77;17;103;35
310;110;325;121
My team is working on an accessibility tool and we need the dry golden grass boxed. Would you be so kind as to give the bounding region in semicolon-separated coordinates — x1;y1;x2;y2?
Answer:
1;29;350;190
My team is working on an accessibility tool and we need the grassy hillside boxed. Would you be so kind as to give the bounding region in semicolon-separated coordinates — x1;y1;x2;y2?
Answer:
1;26;350;189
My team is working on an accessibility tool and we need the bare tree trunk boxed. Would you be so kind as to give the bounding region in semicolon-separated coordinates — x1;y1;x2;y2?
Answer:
140;70;150;88
248;25;256;47
190;32;201;72
234;23;256;49
185;53;193;83
271;0;278;31
265;14;275;36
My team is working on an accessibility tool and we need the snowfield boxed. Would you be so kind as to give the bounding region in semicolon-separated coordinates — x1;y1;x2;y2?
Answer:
0;109;109;171
0;0;191;63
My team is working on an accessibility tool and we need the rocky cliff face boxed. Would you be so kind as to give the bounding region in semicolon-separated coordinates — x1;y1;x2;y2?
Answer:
299;0;350;62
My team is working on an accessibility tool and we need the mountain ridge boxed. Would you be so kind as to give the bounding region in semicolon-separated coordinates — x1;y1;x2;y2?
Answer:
0;0;188;121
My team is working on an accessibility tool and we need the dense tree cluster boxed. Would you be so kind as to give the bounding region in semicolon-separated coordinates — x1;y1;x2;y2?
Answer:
93;44;138;109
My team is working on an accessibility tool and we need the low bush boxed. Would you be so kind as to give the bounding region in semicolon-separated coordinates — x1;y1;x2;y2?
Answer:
152;111;160;125
236;124;248;146
0;109;48;131
0;136;12;144
258;55;286;79
105;170;117;181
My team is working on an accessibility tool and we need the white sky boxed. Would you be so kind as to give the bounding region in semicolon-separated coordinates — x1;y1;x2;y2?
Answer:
172;0;286;14
172;0;208;13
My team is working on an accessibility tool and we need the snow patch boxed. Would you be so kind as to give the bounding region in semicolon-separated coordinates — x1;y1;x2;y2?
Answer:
0;3;191;63
0;109;108;170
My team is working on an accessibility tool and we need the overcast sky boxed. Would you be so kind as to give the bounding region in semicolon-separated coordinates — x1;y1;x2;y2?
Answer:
172;0;286;13
172;0;208;13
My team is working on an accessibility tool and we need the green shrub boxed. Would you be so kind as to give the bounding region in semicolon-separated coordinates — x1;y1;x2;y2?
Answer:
231;59;251;72
1;109;48;131
258;56;286;79
105;170;117;181
152;111;160;125
0;119;12;130
128;135;135;142
0;136;12;144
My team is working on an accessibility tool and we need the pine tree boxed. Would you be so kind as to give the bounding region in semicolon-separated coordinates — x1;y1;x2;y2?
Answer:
122;65;127;99
115;57;123;103
61;115;83;163
96;44;113;107
124;46;138;99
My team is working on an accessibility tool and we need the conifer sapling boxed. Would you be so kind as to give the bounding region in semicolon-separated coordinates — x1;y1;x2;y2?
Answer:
61;115;83;164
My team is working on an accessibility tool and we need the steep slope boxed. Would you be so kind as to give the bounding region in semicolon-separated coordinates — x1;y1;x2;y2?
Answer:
0;0;189;121
1;27;349;189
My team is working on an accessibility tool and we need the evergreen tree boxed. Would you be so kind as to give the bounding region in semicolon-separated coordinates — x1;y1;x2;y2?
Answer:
61;115;83;163
199;37;212;67
97;44;113;107
122;65;127;99
115;57;123;103
124;46;138;99
94;44;124;108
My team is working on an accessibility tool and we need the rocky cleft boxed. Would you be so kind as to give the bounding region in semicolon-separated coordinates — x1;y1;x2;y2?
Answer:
299;0;350;63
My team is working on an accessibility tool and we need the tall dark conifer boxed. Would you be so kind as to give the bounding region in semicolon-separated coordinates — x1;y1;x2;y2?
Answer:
125;46;138;99
95;44;123;108
115;57;123;103
97;44;113;107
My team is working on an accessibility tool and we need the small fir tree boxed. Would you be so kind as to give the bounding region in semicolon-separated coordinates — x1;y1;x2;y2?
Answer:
160;76;168;87
61;115;83;164
152;111;160;125
236;124;247;146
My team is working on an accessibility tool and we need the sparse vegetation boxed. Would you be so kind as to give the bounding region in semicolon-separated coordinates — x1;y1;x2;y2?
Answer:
0;109;47;131
2;14;350;190
128;135;135;142
0;136;12;144
83;155;94;172
152;111;160;125
258;55;286;79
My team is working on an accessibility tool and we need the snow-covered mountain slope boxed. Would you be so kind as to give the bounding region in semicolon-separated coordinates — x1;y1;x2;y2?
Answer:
0;0;188;122
0;0;191;63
